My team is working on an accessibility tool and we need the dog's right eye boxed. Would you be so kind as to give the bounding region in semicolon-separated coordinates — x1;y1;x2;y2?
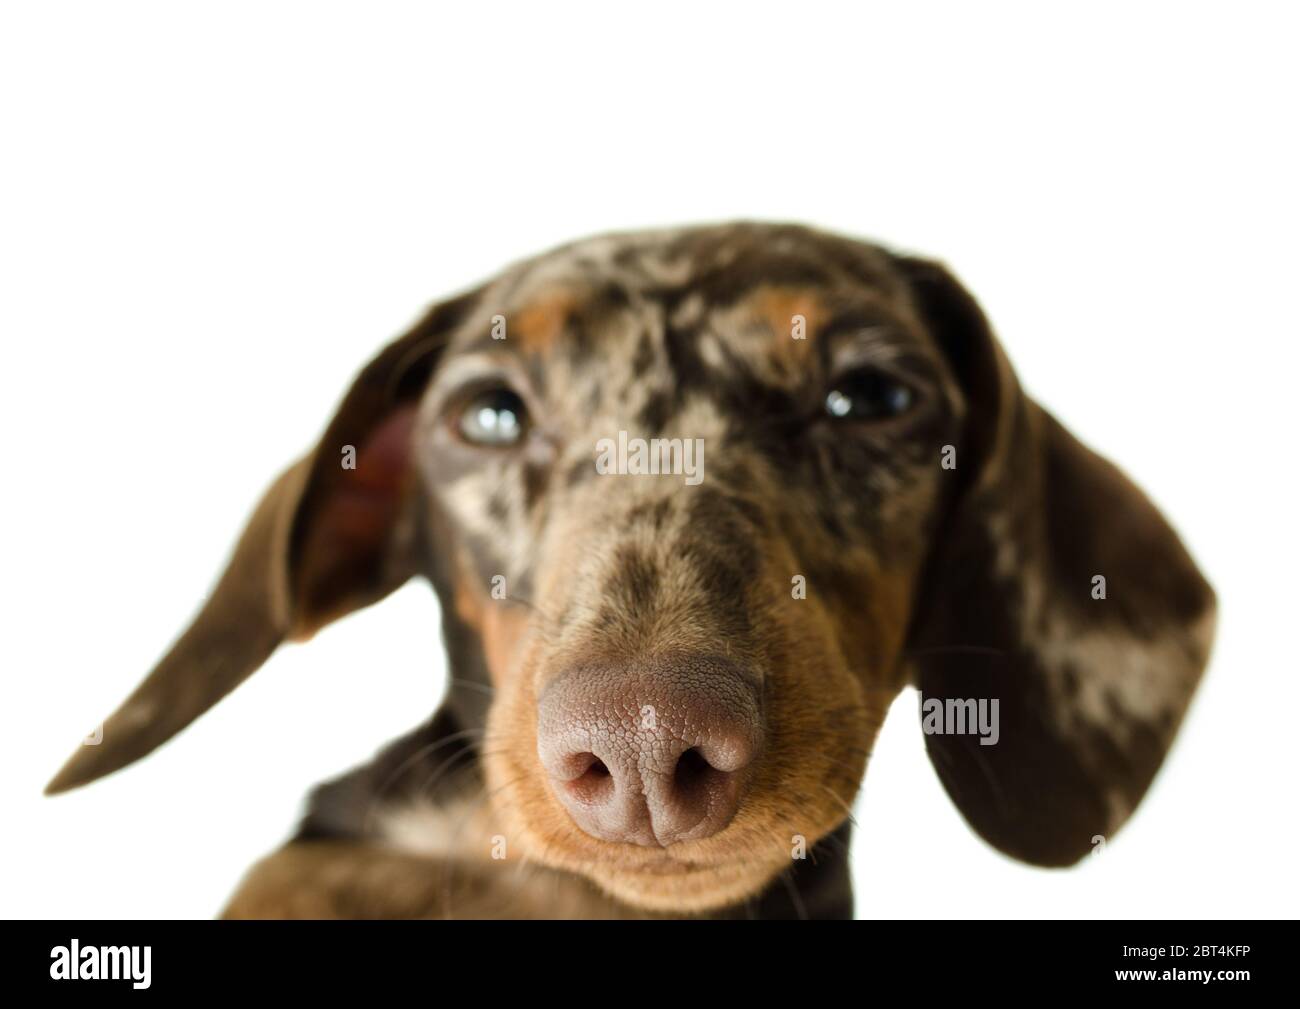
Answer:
456;388;528;447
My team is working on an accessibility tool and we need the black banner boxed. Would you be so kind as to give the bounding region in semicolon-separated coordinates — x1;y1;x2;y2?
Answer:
4;920;1281;996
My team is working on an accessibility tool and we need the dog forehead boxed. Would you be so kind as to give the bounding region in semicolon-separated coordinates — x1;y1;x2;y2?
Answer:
509;221;901;298
447;222;911;362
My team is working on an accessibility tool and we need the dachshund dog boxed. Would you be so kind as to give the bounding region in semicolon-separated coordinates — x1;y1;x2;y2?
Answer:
46;223;1216;919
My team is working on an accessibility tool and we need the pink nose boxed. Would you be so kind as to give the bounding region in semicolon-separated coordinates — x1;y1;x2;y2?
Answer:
537;657;764;847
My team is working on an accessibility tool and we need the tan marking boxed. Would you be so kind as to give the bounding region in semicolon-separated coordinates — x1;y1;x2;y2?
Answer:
512;290;579;353
481;604;532;687
751;286;828;359
449;545;534;688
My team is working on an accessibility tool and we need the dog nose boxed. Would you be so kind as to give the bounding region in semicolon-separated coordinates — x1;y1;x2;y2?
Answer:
537;657;763;847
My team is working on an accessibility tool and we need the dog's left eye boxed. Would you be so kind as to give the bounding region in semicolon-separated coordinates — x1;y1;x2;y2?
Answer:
825;368;915;421
457;388;528;446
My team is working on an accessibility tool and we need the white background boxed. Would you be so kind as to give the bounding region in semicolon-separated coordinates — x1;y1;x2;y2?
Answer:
2;2;1296;919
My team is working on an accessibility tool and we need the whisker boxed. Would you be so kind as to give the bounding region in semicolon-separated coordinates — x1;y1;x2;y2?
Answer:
416;746;483;800
784;794;854;860
779;865;809;921
810;830;850;861
441;774;528;919
817;783;861;829
363;727;487;831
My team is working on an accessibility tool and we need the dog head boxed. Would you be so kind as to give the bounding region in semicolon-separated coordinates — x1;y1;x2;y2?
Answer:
48;223;1215;912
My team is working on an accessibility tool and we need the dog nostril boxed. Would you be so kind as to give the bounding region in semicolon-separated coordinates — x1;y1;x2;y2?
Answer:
672;747;716;793
565;753;615;805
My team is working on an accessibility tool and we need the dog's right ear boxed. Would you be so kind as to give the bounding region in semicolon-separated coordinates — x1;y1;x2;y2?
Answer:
46;288;483;795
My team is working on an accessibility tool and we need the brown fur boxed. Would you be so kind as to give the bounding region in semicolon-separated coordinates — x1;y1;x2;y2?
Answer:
46;223;1216;919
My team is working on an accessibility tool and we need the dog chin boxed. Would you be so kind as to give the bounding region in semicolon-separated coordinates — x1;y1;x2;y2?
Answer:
575;851;785;914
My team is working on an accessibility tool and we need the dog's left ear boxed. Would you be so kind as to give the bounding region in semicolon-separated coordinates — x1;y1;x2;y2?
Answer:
897;255;1216;866
46;288;482;795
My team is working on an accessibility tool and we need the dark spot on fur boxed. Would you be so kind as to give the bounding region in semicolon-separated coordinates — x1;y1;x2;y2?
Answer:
565;283;634;360
662;319;709;393
699;487;766;532
627;497;674;532
566;456;595;488
688;486;766;541
692;254;832;307
600;544;661;619
636;390;673;434
486;491;510;522
674;539;754;639
631;332;655;374
523;459;550;511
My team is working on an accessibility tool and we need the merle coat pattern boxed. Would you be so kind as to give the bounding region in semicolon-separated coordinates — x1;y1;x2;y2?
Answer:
47;223;1216;919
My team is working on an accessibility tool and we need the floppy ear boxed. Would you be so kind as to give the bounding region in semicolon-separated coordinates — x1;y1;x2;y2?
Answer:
46;289;482;794
898;256;1217;866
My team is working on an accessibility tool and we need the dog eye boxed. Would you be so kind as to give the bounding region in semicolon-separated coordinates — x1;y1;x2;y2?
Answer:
825;368;915;421
457;388;528;446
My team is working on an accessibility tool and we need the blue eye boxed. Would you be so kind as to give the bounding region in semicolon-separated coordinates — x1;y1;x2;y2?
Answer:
457;388;528;446
825;369;914;421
